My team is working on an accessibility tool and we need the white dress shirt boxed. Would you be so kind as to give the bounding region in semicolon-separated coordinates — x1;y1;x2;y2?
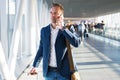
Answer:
49;26;59;67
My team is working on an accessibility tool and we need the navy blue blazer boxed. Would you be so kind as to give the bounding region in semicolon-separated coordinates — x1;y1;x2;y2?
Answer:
33;24;80;79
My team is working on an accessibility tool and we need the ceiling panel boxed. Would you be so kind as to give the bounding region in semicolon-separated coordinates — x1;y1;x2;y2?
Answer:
46;0;120;18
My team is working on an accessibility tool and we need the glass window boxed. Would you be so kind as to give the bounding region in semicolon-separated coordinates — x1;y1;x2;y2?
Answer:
8;0;16;46
93;12;120;41
0;12;1;41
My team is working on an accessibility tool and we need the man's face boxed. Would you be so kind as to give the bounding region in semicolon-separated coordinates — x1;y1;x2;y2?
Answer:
50;6;63;25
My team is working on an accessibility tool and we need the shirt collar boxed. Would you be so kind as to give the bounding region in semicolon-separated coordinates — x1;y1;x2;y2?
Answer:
50;24;59;31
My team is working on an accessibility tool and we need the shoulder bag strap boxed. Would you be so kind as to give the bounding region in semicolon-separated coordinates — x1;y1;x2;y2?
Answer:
65;39;75;72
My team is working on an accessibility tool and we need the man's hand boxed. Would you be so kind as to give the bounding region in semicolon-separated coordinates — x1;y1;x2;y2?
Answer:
28;67;37;75
56;14;64;29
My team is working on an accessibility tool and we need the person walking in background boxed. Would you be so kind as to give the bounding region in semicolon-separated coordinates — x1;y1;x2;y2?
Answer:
29;3;80;80
78;23;83;40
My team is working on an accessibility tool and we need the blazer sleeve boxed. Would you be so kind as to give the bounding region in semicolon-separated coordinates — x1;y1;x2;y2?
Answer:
62;27;81;47
33;29;43;67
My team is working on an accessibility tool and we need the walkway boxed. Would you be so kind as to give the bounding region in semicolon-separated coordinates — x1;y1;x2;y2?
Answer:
18;36;120;80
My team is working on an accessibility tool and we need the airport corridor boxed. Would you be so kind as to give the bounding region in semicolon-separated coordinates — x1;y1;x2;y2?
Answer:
18;35;120;80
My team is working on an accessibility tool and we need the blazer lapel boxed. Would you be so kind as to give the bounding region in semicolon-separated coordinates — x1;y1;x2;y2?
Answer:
45;25;51;45
55;30;66;60
45;25;51;57
56;29;62;42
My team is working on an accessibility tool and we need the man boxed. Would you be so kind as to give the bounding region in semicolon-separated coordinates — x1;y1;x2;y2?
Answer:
30;3;80;80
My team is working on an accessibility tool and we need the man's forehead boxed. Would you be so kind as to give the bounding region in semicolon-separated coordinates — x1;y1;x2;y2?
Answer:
50;6;61;12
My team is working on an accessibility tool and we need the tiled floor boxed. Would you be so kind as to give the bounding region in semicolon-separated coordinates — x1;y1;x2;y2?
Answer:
18;36;120;80
75;37;120;80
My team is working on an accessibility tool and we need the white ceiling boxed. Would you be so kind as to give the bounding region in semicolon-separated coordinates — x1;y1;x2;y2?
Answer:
46;0;120;18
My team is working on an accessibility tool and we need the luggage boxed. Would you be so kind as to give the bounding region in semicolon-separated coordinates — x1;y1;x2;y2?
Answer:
86;33;88;37
84;33;88;38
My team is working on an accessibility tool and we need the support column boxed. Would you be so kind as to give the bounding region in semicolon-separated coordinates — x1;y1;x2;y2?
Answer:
31;0;37;55
8;0;25;79
39;0;43;27
0;0;10;79
34;0;40;50
24;0;31;56
0;42;12;80
0;0;8;61
25;0;39;56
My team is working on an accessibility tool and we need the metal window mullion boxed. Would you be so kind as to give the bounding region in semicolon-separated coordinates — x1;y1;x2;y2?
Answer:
8;0;25;79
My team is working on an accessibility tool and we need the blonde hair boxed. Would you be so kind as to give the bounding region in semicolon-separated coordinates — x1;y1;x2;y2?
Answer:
51;3;64;13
